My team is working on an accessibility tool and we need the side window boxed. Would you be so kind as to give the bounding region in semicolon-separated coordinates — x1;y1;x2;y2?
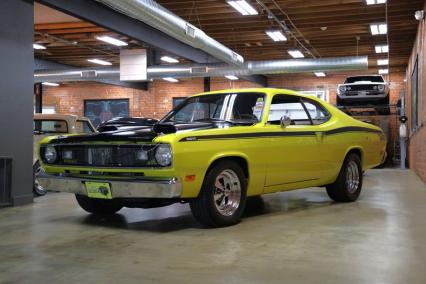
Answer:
76;121;95;134
301;99;330;125
268;95;311;125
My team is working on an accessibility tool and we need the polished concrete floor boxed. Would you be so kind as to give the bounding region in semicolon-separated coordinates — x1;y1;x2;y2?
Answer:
1;169;426;284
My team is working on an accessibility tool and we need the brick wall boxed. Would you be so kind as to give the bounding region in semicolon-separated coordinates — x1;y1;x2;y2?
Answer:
406;1;426;183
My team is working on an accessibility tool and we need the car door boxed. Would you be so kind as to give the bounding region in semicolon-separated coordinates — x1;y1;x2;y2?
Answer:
263;94;327;191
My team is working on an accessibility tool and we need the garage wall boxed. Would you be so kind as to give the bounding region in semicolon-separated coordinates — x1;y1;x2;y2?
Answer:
406;2;426;183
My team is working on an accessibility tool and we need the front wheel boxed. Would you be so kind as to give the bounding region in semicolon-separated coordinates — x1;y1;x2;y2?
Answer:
326;153;363;202
75;194;122;215
189;161;247;227
33;161;47;196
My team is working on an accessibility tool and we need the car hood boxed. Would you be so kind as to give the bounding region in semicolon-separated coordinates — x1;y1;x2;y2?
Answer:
340;82;387;86
47;122;219;144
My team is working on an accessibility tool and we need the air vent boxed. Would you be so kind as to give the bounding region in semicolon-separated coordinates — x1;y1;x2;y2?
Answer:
185;24;196;38
0;158;12;207
81;70;97;78
190;66;208;74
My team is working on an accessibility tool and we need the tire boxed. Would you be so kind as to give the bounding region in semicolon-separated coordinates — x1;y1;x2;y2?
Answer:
33;161;47;196
189;160;247;227
326;153;363;202
75;194;122;215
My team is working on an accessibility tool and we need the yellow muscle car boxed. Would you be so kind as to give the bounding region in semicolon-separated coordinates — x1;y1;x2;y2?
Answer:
37;88;386;227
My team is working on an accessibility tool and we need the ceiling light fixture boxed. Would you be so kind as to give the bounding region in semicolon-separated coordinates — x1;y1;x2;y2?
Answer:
96;36;128;47
288;49;304;58
314;72;326;77
377;59;389;66
42;82;60;87
378;69;389;75
370;23;388;35
87;59;112;66
225;75;239;80
163;77;179;83
375;44;389;53
266;30;287;42
161;56;179;63
366;0;386;5
33;43;46;50
226;0;258;16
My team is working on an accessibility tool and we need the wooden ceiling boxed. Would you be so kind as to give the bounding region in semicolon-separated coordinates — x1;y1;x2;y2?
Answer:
35;0;424;74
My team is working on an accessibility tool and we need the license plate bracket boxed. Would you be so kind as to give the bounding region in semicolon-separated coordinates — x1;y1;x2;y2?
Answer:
85;182;112;199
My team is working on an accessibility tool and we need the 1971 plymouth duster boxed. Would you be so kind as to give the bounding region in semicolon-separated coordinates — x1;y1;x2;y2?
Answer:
37;88;386;227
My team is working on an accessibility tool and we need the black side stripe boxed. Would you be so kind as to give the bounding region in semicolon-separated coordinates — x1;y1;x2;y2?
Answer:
179;126;382;142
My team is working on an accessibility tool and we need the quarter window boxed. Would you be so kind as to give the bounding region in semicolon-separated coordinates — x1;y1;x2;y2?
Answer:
268;95;311;125
301;99;330;125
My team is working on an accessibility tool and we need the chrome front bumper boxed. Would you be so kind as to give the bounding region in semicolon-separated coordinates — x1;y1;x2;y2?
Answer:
37;173;182;199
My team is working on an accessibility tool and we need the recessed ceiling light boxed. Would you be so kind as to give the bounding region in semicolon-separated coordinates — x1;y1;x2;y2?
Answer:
87;59;112;66
370;23;387;35
377;59;389;66
378;69;389;75
366;0;386;5
256;42;263;46
375;45;389;53
96;36;128;47
225;75;239;80
244;43;251;47
163;77;179;83
314;72;326;77
288;49;304;58
226;0;258;16
266;30;287;42
33;43;46;50
42;82;59;87
161;56;179;63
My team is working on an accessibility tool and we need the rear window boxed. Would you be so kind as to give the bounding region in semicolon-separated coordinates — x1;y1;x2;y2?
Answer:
76;120;95;134
33;120;68;134
345;76;384;83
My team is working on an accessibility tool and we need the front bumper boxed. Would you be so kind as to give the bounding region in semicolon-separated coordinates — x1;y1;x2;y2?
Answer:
37;173;182;199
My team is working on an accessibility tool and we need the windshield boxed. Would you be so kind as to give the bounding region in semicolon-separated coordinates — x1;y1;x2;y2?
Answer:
162;92;265;124
345;76;384;83
33;119;68;134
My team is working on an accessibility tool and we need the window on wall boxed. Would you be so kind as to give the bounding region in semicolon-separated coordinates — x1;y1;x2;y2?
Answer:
299;90;329;102
412;57;419;130
172;97;188;108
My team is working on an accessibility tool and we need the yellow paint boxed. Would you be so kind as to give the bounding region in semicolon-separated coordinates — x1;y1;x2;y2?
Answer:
39;88;386;199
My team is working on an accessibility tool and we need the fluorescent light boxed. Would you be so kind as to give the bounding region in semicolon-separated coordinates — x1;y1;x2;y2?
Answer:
314;72;326;77
266;30;287;42
225;75;239;80
366;0;386;5
42;82;59;87
161;56;179;63
163;77;179;83
96;36;128;47
377;59;389;66
33;43;46;50
370;23;387;35
227;0;258;16
87;59;112;66
288;49;304;58
378;69;389;75
375;45;389;53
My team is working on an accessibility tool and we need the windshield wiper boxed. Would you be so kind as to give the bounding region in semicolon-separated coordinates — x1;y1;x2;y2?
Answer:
193;118;237;124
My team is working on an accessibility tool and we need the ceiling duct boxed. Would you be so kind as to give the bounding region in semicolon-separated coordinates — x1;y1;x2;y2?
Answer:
34;56;368;83
95;0;244;66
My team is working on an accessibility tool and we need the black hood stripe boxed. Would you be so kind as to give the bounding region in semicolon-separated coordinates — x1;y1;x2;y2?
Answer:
179;126;382;142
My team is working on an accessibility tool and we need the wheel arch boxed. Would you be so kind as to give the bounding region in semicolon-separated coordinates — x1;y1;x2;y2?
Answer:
205;153;250;181
344;147;364;167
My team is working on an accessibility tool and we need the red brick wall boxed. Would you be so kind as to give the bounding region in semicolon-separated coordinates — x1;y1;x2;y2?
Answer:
406;1;426;183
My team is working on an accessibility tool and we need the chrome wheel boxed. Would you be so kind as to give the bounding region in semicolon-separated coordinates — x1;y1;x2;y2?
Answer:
34;164;47;196
213;169;241;216
346;160;360;194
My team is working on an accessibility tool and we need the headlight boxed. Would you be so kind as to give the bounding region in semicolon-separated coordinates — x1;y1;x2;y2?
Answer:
338;86;347;93
378;85;385;91
155;144;172;166
44;146;57;164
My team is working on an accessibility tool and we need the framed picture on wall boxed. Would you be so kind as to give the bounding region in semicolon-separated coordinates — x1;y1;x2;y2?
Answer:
172;97;188;108
84;99;129;127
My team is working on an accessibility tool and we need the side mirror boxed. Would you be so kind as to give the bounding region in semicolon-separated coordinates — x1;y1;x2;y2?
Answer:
280;115;292;128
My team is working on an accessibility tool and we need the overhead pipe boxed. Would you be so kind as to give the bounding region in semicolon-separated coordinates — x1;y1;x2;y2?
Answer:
95;0;244;66
34;56;368;83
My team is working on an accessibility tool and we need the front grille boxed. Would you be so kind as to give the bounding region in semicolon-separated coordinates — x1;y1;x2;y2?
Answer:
346;84;377;91
41;144;161;167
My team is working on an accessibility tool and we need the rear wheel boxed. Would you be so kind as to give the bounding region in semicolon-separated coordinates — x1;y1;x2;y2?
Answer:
326;153;363;202
75;194;122;215
190;161;247;227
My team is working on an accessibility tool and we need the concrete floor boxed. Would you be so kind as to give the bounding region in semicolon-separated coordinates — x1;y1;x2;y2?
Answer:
1;169;426;284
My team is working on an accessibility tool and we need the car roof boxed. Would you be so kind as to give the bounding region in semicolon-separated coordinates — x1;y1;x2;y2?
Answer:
193;88;315;100
33;113;89;120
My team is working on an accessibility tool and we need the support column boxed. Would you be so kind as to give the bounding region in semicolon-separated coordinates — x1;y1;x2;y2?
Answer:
34;83;43;113
204;77;211;92
0;0;34;206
